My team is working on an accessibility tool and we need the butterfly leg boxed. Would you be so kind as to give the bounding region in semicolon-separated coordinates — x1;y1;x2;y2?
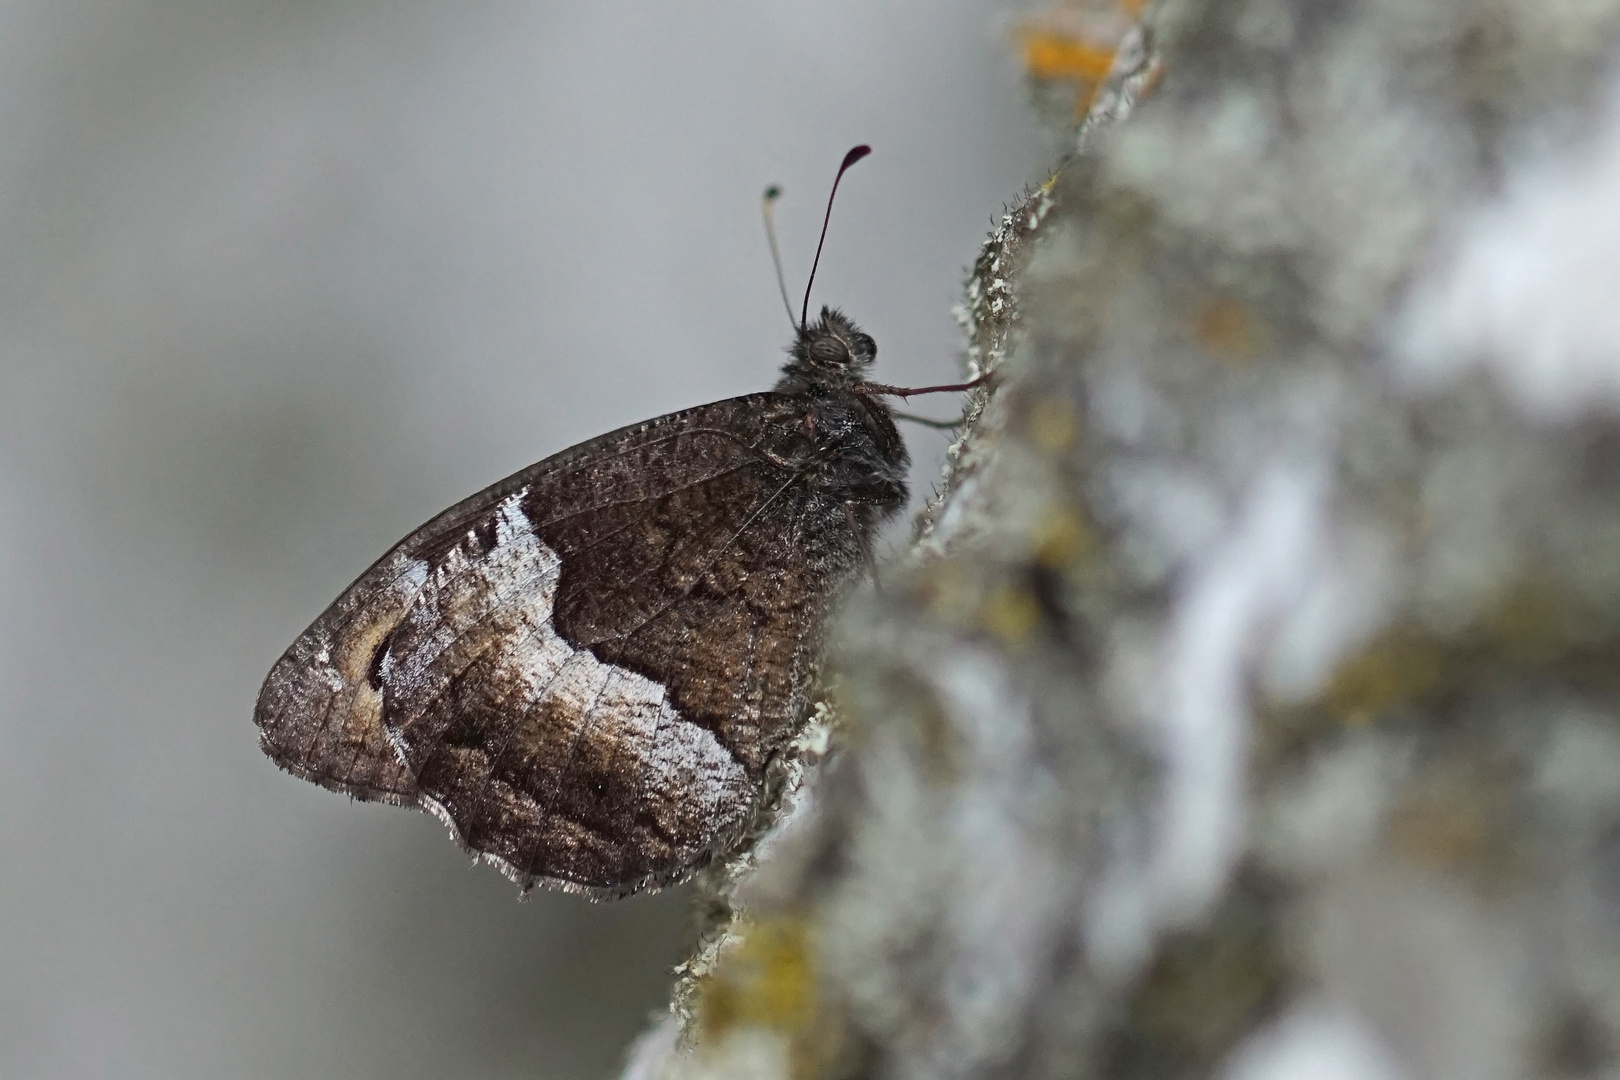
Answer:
844;502;883;593
893;409;966;430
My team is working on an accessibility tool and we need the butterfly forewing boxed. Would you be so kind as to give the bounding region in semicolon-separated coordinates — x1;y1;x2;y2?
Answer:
254;393;866;897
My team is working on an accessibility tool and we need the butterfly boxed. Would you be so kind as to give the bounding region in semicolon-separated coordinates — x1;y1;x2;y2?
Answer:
252;147;982;899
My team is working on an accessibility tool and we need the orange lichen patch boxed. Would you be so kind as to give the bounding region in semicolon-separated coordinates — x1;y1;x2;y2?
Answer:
1019;28;1118;82
1019;29;1117;116
1016;1;1150;114
698;916;817;1042
1028;395;1080;454
1191;295;1268;364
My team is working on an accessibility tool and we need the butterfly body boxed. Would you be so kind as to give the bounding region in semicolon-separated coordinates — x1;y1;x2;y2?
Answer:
254;308;908;898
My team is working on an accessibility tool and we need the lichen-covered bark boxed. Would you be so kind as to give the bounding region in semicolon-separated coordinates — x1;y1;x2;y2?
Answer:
626;2;1620;1078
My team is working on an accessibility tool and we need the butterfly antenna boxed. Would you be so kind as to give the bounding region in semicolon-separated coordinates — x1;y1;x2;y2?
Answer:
801;144;871;329
761;185;799;329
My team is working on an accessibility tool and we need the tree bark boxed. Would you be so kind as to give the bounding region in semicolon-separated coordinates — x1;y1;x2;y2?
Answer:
626;1;1620;1077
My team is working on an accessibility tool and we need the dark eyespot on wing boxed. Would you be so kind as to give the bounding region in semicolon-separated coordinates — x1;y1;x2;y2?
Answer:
252;548;427;806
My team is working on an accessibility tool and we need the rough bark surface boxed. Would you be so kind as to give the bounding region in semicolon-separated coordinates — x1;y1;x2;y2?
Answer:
625;1;1620;1077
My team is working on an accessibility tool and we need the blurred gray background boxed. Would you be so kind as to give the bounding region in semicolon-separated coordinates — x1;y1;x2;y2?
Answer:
0;2;1042;1078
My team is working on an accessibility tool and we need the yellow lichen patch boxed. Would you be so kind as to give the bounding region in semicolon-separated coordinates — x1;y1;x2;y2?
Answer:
983;583;1043;644
1190;295;1268;364
1032;505;1096;569
1319;628;1448;726
917;560;976;625
1028;395;1080;454
698;916;817;1043
1260;575;1620;777
1482;572;1620;681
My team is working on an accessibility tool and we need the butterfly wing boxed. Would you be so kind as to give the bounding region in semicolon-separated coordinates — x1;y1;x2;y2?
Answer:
255;392;867;897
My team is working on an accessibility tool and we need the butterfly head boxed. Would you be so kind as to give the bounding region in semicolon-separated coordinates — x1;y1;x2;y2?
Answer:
779;306;877;391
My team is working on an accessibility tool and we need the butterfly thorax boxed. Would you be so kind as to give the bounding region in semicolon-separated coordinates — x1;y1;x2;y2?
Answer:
770;307;908;519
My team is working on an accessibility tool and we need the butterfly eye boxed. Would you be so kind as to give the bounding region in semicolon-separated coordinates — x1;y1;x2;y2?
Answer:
853;333;877;360
809;337;849;366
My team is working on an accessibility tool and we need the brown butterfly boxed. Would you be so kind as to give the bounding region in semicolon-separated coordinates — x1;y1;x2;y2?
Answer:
253;147;982;898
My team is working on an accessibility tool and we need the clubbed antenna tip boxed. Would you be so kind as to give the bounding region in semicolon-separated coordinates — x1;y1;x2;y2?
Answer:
802;145;872;329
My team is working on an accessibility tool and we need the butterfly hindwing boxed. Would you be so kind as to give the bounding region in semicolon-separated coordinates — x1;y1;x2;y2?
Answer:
254;393;866;896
